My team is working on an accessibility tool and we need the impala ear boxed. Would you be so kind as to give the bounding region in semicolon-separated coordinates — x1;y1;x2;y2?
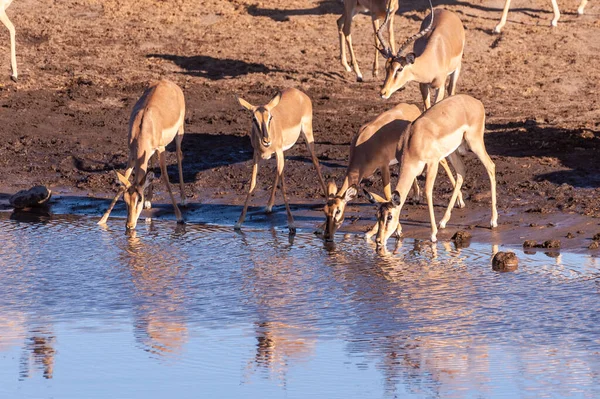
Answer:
237;96;255;111
364;188;387;204
326;180;338;198
405;53;416;65
343;185;358;203
116;171;131;189
391;190;401;207
265;92;281;110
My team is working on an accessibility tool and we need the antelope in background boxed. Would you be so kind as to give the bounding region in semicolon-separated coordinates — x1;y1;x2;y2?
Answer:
494;0;589;33
320;103;466;241
337;0;399;82
1;0;17;81
236;88;327;234
377;1;465;109
98;79;186;230
365;94;498;247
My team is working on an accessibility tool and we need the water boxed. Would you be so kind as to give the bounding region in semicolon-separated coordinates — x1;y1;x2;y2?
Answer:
1;213;600;399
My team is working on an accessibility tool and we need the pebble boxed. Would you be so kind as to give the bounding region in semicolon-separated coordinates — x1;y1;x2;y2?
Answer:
492;252;519;272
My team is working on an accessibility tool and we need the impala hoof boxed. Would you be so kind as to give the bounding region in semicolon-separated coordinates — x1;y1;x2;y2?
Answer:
264;205;274;214
491;220;498;229
551;19;558;27
356;76;363;83
457;199;466;209
177;219;185;225
234;223;242;231
143;201;152;210
439;221;447;229
10;75;17;82
431;235;437;243
288;225;297;235
493;26;502;34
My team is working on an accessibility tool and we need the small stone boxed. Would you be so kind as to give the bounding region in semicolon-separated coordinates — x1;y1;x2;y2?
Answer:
529;223;538;227
492;252;519;272
593;233;600;241
9;186;52;209
523;240;537;248
589;241;599;250
451;230;472;248
566;232;575;239
576;230;584;234
542;239;561;249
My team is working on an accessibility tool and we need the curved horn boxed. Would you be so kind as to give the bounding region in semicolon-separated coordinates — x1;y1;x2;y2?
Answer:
397;0;435;57
376;0;394;58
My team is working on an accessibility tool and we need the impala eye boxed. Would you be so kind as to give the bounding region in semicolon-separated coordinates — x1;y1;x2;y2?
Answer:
336;209;341;216
387;214;393;221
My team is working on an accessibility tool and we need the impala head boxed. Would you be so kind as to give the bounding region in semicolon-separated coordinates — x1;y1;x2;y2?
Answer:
323;181;357;241
365;189;402;249
376;0;435;100
116;171;150;231
237;93;282;148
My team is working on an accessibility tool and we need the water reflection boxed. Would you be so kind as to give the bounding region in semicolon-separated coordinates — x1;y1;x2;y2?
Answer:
119;224;189;358
1;215;600;398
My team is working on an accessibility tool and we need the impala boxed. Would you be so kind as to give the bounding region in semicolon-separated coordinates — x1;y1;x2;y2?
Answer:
494;0;589;33
98;79;186;230
365;94;497;247
377;1;465;110
236;88;327;234
321;102;465;241
1;0;17;81
337;0;399;82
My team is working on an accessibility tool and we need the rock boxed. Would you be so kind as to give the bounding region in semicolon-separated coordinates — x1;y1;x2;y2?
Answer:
9;186;52;209
492;252;519;272
451;230;472;248
523;240;537;248
542;239;561;249
593;233;600;241
589;241;599;250
566;232;575;239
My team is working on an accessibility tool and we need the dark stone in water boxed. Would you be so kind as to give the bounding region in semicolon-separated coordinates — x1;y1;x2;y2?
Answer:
542;239;561;249
9;186;52;209
492;251;518;272
566;232;575;239
593;233;600;241
523;240;537;248
451;230;472;248
589;241;599;250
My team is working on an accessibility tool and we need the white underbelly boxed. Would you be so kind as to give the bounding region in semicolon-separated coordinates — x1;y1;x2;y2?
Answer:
159;112;184;147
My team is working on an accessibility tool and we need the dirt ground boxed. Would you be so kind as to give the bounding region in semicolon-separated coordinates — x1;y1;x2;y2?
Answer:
0;0;599;251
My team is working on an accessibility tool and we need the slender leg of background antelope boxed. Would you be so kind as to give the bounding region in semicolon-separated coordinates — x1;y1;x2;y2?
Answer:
494;0;512;33
372;18;380;77
439;152;466;228
550;0;560;26
0;10;17;81
98;166;133;224
276;151;295;234
419;83;431;110
425;161;440;242
302;122;327;196
345;32;363;82
433;81;446;105
235;157;259;229
175;127;186;206
439;158;465;208
448;63;461;96
266;168;279;213
158;150;183;223
578;0;588;14
337;15;351;72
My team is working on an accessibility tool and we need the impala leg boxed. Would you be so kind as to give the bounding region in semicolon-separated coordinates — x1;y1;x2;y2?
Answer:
175;127;186;206
550;0;560;26
466;127;498;229
98;166;133;224
372;18;380;77
158;150;183;224
433;81;446;105
448;63;461;97
345;33;363;82
439;153;466;229
411;178;421;203
265;168;279;213
365;222;379;241
276;150;296;235
419;83;431;110
439;158;465;209
578;0;588;15
235;156;259;230
302;120;327;197
425;161;439;242
337;15;352;72
0;10;17;81
494;0;512;33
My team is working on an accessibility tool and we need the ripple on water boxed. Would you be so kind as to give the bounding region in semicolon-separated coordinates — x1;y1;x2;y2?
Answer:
0;214;600;398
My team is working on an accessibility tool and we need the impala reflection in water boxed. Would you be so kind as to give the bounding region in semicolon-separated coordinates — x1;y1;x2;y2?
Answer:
0;214;599;398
